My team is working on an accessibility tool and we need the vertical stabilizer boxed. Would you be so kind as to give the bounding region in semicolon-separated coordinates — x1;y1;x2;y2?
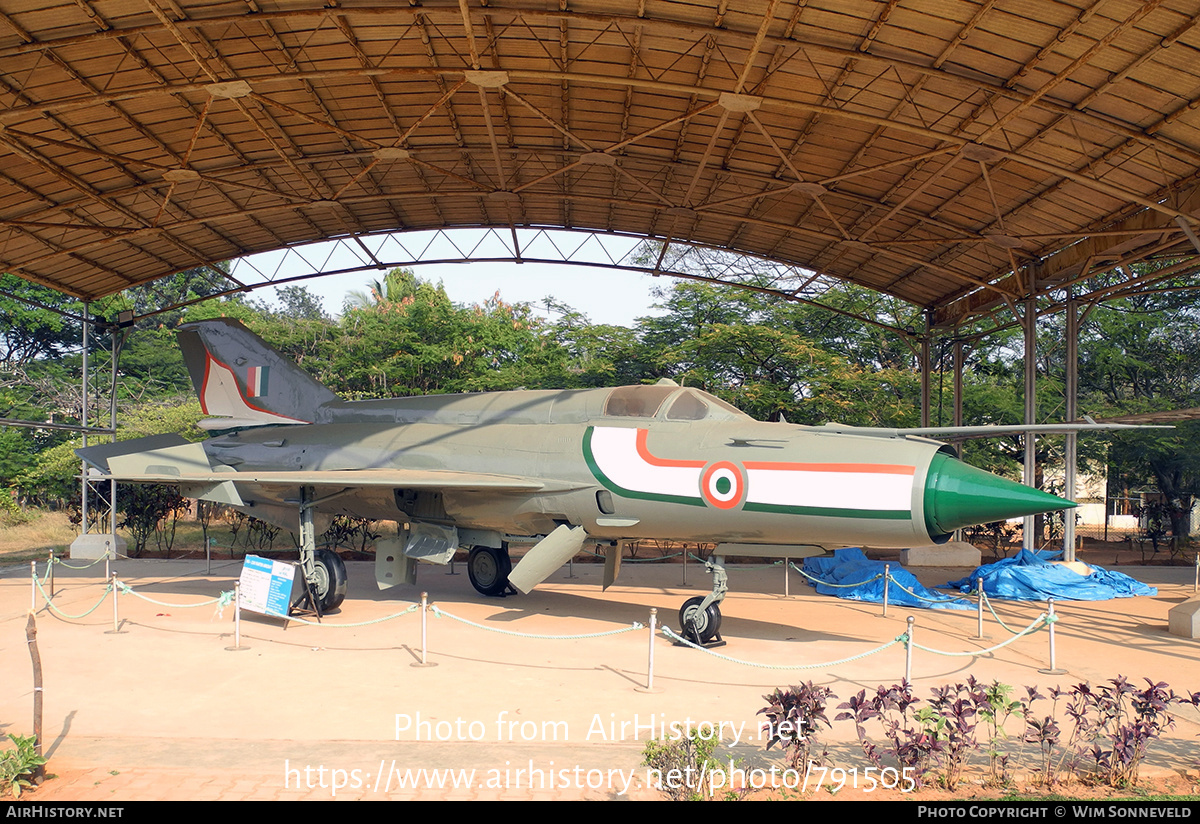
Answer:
177;318;338;428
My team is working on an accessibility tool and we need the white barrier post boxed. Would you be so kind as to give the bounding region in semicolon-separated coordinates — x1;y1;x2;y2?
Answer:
228;582;248;652
412;592;437;668
974;577;985;639
882;564;890;617
1039;598;1066;674
105;572;124;634
646;608;657;691
904;616;915;682
30;561;36;611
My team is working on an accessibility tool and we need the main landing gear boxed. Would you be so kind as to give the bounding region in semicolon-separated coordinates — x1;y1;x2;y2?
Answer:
312;548;348;611
467;545;515;597
294;486;348;616
678;557;727;647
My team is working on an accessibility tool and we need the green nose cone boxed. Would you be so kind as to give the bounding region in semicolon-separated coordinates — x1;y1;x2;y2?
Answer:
923;452;1076;538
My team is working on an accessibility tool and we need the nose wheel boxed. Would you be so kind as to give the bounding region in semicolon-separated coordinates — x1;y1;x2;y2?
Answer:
676;556;727;648
679;596;722;644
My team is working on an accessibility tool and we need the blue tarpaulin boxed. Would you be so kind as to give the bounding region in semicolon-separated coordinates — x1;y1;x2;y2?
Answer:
944;549;1157;601
802;548;973;610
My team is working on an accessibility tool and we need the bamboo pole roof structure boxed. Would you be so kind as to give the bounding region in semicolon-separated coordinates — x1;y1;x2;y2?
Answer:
4;0;1200;328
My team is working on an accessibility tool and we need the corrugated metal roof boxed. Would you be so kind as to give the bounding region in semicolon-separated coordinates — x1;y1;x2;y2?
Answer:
2;0;1200;326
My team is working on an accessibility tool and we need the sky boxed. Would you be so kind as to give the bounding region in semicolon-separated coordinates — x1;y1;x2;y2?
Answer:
294;261;667;328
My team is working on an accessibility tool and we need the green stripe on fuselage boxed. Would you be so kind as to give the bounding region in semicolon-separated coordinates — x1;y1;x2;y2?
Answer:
582;427;705;507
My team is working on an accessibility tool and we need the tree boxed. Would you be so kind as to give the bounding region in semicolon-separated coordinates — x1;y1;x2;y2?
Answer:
0;274;79;367
332;275;573;397
1075;285;1200;549
344;267;419;310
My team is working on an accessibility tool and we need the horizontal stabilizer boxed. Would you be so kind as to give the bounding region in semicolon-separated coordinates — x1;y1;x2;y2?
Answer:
508;525;587;594
76;434;190;472
108;440;212;479
76;436;246;505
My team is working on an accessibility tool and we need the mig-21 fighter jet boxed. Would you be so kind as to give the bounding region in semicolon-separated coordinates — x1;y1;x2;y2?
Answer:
80;319;1099;642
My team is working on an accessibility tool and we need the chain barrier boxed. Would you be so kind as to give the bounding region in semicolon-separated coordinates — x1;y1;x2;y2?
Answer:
887;577;972;606
28;557;1062;674
33;575;113;619
910;613;1049;657
580;547;684;563
982;590;1025;634
431;605;643;639
660;625;906;668
285;604;422;628
49;554;108;571
113;581;234;610
788;561;885;589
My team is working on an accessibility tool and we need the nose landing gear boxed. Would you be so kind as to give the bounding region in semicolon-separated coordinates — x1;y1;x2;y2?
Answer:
677;557;727;648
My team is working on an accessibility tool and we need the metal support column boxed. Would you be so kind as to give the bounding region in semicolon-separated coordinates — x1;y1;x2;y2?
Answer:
1023;297;1038;553
920;319;932;429
952;339;965;429
1064;291;1079;562
109;322;119;536
80;303;90;534
951;338;966;542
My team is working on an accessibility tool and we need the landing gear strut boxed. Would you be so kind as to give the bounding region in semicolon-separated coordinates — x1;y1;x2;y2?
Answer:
678;556;727;647
294;485;349;615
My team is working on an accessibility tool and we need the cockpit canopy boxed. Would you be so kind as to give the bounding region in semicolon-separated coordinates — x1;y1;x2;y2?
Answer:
602;385;748;422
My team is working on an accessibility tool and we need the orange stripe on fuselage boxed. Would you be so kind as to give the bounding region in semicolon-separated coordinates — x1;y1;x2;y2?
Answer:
635;429;706;468
634;429;915;475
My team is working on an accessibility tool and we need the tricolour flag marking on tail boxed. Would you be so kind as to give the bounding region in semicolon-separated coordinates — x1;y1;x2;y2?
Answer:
247;365;269;398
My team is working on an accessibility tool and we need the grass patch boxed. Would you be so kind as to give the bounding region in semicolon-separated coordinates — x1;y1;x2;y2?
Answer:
0;510;77;564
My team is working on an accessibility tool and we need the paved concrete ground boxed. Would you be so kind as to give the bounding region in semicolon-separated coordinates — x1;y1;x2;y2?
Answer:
2;554;1199;800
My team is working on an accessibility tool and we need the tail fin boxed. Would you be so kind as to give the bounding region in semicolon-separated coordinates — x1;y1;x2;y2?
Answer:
177;318;338;429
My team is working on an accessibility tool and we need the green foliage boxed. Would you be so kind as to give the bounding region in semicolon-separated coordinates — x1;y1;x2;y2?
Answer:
13;398;202;507
0;428;35;486
641;728;744;801
0;733;46;799
330;272;573;397
1075;288;1200;548
119;484;187;558
639;281;923;426
0;486;32;526
0;275;79;367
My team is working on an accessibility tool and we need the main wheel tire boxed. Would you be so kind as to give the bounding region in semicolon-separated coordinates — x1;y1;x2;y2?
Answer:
468;546;512;596
313;548;348;612
679;596;722;643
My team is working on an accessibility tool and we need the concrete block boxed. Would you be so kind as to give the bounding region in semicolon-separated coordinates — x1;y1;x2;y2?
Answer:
69;533;126;560
1168;597;1200;639
901;541;982;567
